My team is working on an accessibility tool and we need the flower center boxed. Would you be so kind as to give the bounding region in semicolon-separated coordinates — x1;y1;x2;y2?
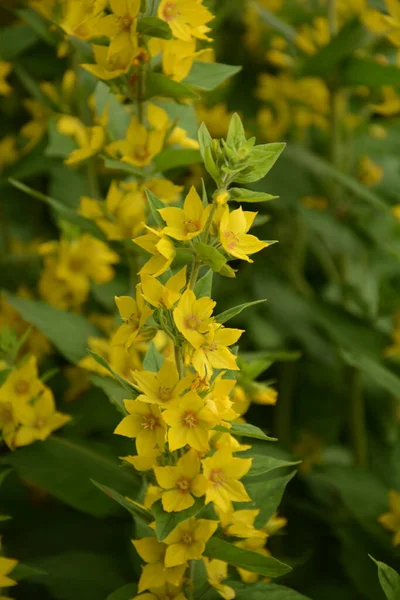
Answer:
126;312;139;326
0;403;13;423
69;256;84;271
142;414;159;430
35;417;46;428
133;144;150;161
184;219;200;234
176;476;191;493
223;230;240;251
209;468;225;486
118;14;133;31
162;2;179;21
158;385;172;402
14;380;29;395
181;410;199;429
185;315;201;330
205;342;218;353
181;532;193;545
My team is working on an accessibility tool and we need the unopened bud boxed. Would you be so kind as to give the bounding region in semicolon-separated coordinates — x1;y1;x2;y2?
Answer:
215;190;229;205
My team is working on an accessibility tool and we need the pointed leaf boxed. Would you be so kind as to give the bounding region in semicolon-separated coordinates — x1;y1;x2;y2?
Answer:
184;62;242;91
146;72;198;101
195;242;227;272
216;299;267;324
230;188;278;203
370;557;400;600
137;16;172;39
152;497;205;541
215;422;276;442
194;269;213;298
154;149;201;172
145;188;166;227
88;350;138;397
90;375;128;415
92;480;153;523
143;341;164;372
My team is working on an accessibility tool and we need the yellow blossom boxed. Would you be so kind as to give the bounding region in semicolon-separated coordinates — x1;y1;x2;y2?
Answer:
371;86;400;117
220;206;269;262
235;537;270;583
263;512;287;536
122;448;162;472
216;507;266;539
114;400;166;454
159;186;211;241
144;178;183;205
163;517;218;567
135;227;177;276
0;556;17;588
57;110;108;165
133;360;191;407
13;386;71;447
363;1;400;49
167;126;200;150
173;289;215;349
0;136;19;173
20;99;49;151
158;0;213;42
141;267;187;309
150;38;200;82
154;449;207;512
133;537;186;592
202;449;252;512
196;104;235;139
97;0;140;67
191;324;243;379
133;583;186;600
162;390;218;452
82;44;131;80
0;356;42;407
144;484;163;509
378;489;400;545
0;61;12;96
61;0;107;40
358;155;383;187
205;375;238;422
112;286;154;348
204;558;235;600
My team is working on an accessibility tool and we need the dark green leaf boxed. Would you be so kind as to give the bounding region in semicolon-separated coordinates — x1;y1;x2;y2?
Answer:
216;299;267;324
90;374;128;415
231;581;312;599
145;188;166;228
137;16;172;39
107;584;139;600
152;497;205;541
215;422;276;442
343;57;400;87
11;562;47;581
234;143;286;184
92;480;153;523
15;8;58;45
245;454;300;478
194;269;213;298
184;62;242;91
342;350;400;398
0;24;38;60
370;557;400;600
5;293;101;364
195;242;227;272
204;537;291;578
143;341;164;372
146;72;198;101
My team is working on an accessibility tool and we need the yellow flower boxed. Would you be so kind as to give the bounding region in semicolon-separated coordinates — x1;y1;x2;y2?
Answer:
97;0;140;67
0;356;42;406
82;44;131;80
0;61;12;96
158;0;213;41
141;267;187;309
154;449;207;512
162;391;218;452
20;99;49;151
122;448;162;472
196;104;234;139
163;517;218;567
57;110;108;165
134;228;176;277
159;187;211;241
107;105;167;167
133;583;186;600
191;324;243;379
220;206;269;262
13;386;71;447
114;400;166;453
80;180;146;240
204;374;238;422
0;136;19;173
378;490;400;545
167;126;200;150
0;398;18;450
132;537;186;592
358;155;383;187
371;86;400;117
216;507;266;539
133;360;191;407
202;449;252;512
150;38;200;82
144;178;183;205
173;290;215;349
262;512;287;536
61;0;107;39
112;286;154;348
235;537;270;583
363;0;400;48
203;558;235;600
0;556;17;588
144;483;163;509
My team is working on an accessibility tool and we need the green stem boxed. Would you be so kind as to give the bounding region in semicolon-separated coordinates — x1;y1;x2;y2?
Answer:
174;345;184;379
349;367;368;468
188;258;200;291
87;158;101;200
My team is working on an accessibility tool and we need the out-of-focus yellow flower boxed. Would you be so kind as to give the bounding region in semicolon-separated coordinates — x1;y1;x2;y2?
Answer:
97;0;140;68
132;537;186;592
58;109;108;165
220;206;269;263
204;558;235;600
163;517;218;567
378;489;400;545
296;17;330;55
363;0;400;49
20;99;50;151
141;267;187;309
371;86;400;116
61;0;107;40
142;178;183;205
133;583;186;600
358;155;383;187
0;61;12;96
217;507;266;539
82;44;131;80
158;0;213;41
294;431;323;473
154;449;207;512
0;136;19;173
235;536;270;583
191;324;243;379
0;556;18;588
112;286;154;348
133;359;191;406
159;186;211;241
301;196;329;210
202;449;252;512
196;104;234;139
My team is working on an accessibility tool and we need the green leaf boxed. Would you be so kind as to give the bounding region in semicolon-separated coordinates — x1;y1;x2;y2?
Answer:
90;374;128;415
152;497;205;541
107;584;139;600
8;178;100;234
226;113;247;148
194;269;213;298
11;562;47;581
257;5;297;43
146;72;198;101
370;557;400;600
154;148;201;172
301;19;370;77
184;62;242;91
343;57;400;87
195;242;227;272
92;480;153;523
15;8;58;45
0;369;11;386
285;144;388;210
88;350;138;397
215;422;277;442
245;454;300;478
204;537;291;578
0;468;12;487
5;293;100;364
216;299;267;324
95;82;130;140
0;24;38;60
342;350;400;398
230;187;278;203
234;143;286;184
2;435;140;517
231;581;312;599
137;16;172;39
143;341;164;372
145;188;166;228
102;157;150;177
